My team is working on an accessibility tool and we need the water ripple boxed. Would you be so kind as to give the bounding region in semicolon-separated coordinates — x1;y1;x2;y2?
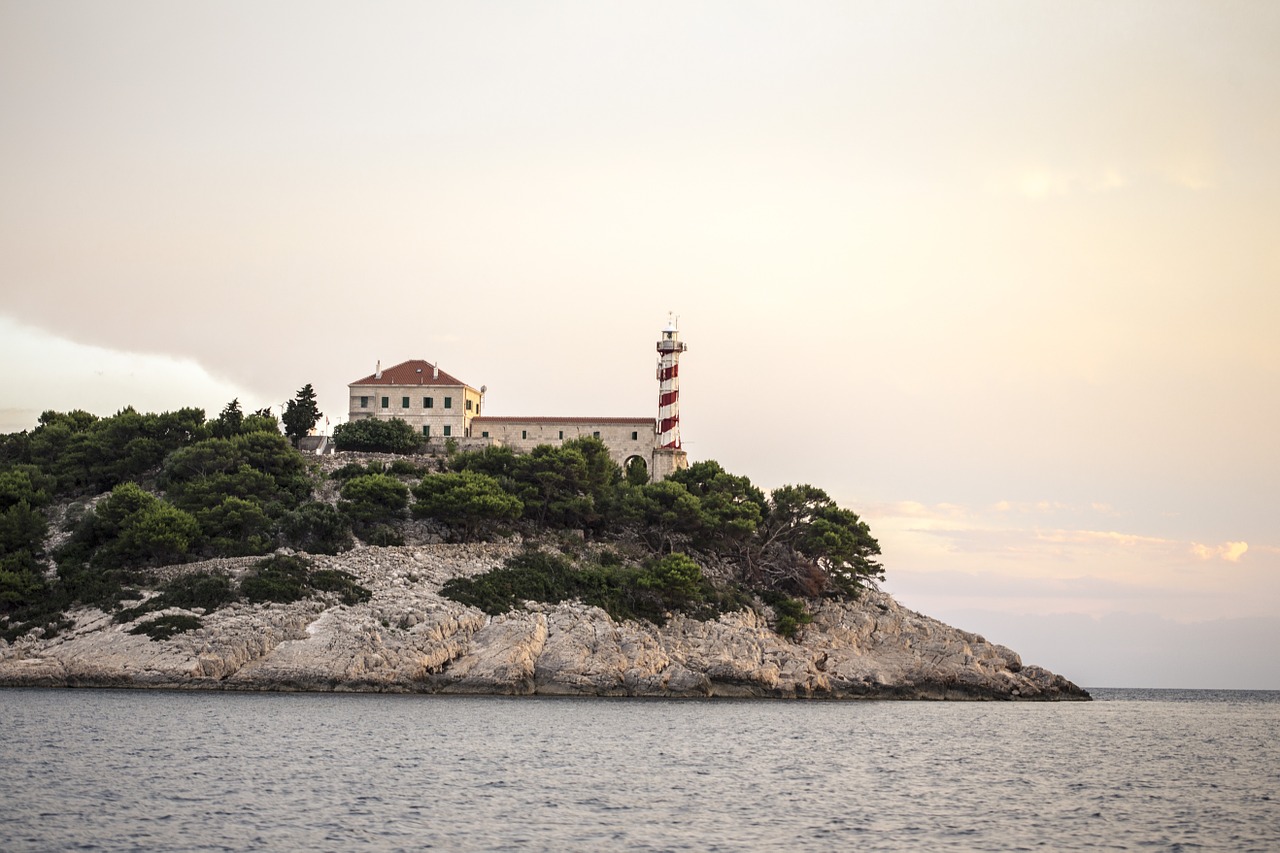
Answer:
0;689;1277;851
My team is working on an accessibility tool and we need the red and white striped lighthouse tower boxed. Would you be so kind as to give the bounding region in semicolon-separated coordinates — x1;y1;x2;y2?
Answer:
656;315;688;449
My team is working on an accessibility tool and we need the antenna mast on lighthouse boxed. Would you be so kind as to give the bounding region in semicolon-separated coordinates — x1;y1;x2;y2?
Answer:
656;313;688;449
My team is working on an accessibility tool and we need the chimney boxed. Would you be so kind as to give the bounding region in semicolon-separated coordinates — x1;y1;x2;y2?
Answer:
433;363;439;380
375;360;382;380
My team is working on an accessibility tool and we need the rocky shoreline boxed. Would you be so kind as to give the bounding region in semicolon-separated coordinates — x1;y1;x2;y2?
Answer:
0;544;1089;700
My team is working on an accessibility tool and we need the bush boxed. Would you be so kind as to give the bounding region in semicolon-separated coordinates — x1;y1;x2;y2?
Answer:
330;462;370;481
332;418;422;454
167;572;235;609
0;502;49;566
129;614;203;641
638;553;704;606
281;502;352;555
161;432;313;517
0;550;47;613
241;554;313;604
441;549;719;626
389;459;422;477
240;554;371;607
23;407;208;496
412;471;523;539
106;498;200;568
309;569;372;606
114;571;239;623
339;474;409;525
763;591;813;640
195;496;274;556
59;483;200;572
362;524;403;547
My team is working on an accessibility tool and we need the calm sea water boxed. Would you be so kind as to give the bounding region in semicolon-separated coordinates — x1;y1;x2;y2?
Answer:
1;688;1277;851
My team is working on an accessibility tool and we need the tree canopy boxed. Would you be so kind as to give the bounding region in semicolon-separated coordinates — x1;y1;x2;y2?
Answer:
282;384;322;446
0;396;885;645
332;418;422;453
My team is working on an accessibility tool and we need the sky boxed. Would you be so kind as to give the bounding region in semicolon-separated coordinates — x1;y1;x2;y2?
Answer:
2;2;1277;688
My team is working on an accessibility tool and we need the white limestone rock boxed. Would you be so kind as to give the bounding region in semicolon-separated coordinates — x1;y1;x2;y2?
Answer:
0;543;1089;700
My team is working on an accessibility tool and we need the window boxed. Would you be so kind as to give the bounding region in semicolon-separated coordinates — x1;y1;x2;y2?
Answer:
401;396;410;408
631;431;638;440
444;397;452;409
466;399;473;411
558;431;563;440
422;426;429;436
481;431;489;438
380;396;389;408
359;396;369;408
593;431;600;439
424;397;433;408
443;425;452;437
521;430;527;440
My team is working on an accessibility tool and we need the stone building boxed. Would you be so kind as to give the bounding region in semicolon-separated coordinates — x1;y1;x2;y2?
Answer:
347;361;483;441
346;322;689;481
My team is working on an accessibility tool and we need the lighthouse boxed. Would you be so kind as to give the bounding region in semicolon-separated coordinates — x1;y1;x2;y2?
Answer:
656;315;688;450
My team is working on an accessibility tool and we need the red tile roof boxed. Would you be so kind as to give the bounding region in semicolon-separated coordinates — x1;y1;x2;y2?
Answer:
349;360;473;388
471;416;655;426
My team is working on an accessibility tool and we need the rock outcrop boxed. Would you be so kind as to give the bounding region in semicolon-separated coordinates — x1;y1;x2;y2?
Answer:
0;544;1089;700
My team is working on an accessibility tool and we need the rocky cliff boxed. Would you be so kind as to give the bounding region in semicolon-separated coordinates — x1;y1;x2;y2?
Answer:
0;544;1089;700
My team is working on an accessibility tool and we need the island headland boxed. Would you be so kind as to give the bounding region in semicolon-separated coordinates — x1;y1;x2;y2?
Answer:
0;322;1088;699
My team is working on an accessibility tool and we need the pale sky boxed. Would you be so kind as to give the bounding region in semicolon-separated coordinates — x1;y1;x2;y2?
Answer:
2;2;1277;688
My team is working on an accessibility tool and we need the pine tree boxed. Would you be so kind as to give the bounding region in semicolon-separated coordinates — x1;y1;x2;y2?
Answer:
282;384;322;446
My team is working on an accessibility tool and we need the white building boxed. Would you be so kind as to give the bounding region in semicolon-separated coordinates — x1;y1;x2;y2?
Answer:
347;360;482;441
346;323;689;481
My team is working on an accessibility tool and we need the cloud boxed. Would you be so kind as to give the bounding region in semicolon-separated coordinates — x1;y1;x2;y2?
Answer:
1191;541;1249;562
990;159;1219;199
867;497;1279;624
0;315;253;432
1017;170;1073;199
990;167;1132;199
1089;169;1128;193
992;500;1069;515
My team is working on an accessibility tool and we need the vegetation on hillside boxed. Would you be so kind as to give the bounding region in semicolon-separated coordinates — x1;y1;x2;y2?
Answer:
331;418;422;453
0;401;881;643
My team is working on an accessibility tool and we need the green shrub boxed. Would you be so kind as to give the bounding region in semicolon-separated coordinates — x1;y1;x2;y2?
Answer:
0;550;47;613
58;483;199;573
116;571;239;623
280;502;352;555
388;459;421;477
309;569;372;606
332;418;422;453
0;502;48;567
331;462;369;481
763;591;813;639
162;572;237;611
412;471;523;539
362;524;403;547
241;554;312;604
129;613;203;641
195;496;274;556
160;432;313;518
638;553;704;605
240;554;371;607
339;474;409;525
441;549;720;626
0;465;55;510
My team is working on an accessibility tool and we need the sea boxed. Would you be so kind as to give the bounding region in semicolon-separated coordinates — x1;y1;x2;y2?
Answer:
1;688;1276;852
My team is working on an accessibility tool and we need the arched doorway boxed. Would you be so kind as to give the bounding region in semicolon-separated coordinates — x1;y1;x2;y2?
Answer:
623;455;650;485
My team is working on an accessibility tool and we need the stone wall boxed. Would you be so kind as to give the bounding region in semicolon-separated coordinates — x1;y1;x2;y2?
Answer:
470;417;658;478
